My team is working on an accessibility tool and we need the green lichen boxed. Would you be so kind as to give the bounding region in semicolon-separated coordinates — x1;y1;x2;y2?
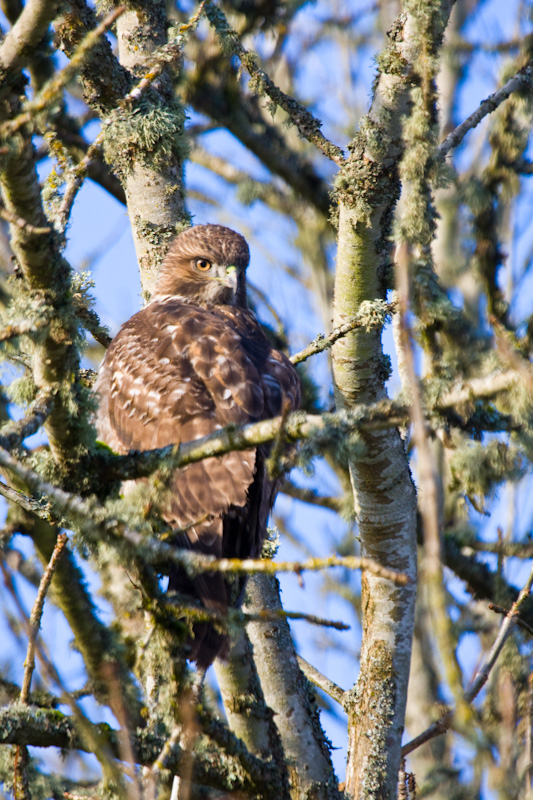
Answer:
450;440;526;509
102;97;189;180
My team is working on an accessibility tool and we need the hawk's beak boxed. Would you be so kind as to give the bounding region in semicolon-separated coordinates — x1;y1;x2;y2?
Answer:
224;265;238;292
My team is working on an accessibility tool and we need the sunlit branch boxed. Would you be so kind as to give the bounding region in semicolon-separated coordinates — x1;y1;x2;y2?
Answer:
297;656;346;705
0;445;407;586
204;0;345;165
171;600;351;630
290;301;395;365
436;63;533;162
396;244;469;725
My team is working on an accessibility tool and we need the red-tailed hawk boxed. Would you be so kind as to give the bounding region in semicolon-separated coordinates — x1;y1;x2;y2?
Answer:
94;224;301;667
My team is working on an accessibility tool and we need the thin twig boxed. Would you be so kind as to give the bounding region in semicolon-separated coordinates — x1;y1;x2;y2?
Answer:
0;205;51;234
290;301;395;365
280;480;343;512
204;0;345;165
20;533;67;703
488;603;533;638
402;560;533;757
245;608;349;630
436;63;533;161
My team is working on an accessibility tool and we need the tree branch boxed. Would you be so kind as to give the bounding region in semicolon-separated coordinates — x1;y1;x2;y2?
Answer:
0;449;408;586
296;656;346;705
436;62;533;161
204;1;345;165
290;301;394;365
2;7;126;137
402;560;533;757
20;532;67;702
0;0;59;75
0;706;277;796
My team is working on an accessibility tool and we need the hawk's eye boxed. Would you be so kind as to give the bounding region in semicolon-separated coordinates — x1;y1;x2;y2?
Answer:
195;257;212;272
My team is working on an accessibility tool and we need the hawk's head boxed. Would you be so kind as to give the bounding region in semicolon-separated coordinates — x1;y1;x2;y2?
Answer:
152;224;250;307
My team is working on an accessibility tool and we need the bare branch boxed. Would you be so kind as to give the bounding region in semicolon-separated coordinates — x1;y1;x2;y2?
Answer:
20;532;67;703
436;63;533;162
297;656;346;705
280;480;343;512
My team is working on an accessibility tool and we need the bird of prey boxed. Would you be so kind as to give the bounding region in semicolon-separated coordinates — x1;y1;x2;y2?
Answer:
94;224;301;667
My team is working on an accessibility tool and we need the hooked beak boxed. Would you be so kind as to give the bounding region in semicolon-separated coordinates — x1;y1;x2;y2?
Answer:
221;264;238;292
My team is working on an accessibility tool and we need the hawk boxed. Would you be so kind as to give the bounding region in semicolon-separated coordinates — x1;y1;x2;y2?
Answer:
94;224;301;667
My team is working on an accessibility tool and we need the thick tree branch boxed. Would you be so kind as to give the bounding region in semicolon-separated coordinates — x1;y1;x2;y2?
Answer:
332;2;454;795
214;629;289;774
0;706;278;796
0;450;408;586
245;575;343;799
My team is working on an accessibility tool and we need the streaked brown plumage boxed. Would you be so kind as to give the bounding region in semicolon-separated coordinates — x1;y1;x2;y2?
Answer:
94;224;301;667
